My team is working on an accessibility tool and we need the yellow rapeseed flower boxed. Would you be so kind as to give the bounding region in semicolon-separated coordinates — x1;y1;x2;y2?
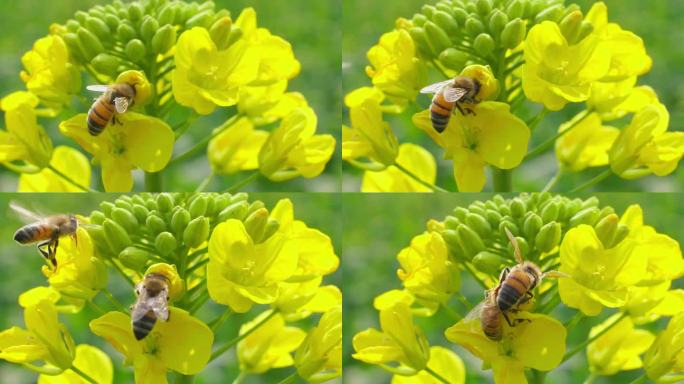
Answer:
207;219;297;313
89;308;213;383
396;232;460;307
361;143;436;193
413;102;529;192
522;21;610;110
0;299;75;371
237;310;306;374
20;35;81;111
273;278;341;321
555;112;619;172
609;103;684;179
391;346;465;384
172;27;258;115
366;29;427;107
19;286;83;314
295;307;342;383
238;81;308;126
588;80;660;122
352;303;430;375
41;227;107;301
60;112;174;192
643;312;684;380
38;344;113;384
587;314;655;376
258;106;335;182
0;91;53;168
18;146;91;192
558;224;647;316
624;282;682;324
374;289;438;317
445;313;566;384
207;117;268;175
343;87;398;168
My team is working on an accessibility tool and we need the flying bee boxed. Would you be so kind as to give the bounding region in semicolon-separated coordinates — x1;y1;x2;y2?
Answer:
419;76;482;133
131;272;170;341
86;83;136;136
11;202;78;267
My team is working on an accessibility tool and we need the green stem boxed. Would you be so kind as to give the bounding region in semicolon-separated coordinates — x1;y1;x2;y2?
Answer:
583;372;598;384
225;172;260;193
209;308;234;332
86;299;106;316
102;289;127;313
563;312;585;332
157;65;176;79
108;259;135;287
71;365;98;384
431;60;451;79
173;373;194;384
47;166;95;192
276;372;298;384
541;169;563;192
569;169;612;193
440;303;462;322
463;262;488;290
169;114;242;166
563;312;628;363
188;291;209;314
525;109;591;161
186;258;209;275
209;310;279;362
195;172;214;192
627;373;647;384
530;369;547;384
425;366;450;384
395;163;448;192
492;167;512;192
144;171;163;192
173;113;199;139
455;293;472;309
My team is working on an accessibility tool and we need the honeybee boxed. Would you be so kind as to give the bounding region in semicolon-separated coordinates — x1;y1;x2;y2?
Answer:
86;83;136;136
420;76;481;133
11;202;78;267
131;272;170;340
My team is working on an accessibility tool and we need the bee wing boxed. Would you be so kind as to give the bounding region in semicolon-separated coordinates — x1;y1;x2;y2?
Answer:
443;87;469;103
9;201;46;223
148;289;170;321
464;301;486;322
131;299;151;322
114;97;129;114
420;79;453;94
86;85;109;93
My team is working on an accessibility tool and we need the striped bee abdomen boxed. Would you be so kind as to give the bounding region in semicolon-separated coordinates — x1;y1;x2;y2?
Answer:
497;273;531;311
481;306;502;340
132;311;157;340
429;92;454;133
87;98;114;136
14;224;52;244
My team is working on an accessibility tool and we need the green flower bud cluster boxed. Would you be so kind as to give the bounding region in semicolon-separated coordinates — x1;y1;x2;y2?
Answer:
439;193;627;276
407;0;586;72
86;192;280;272
57;0;236;78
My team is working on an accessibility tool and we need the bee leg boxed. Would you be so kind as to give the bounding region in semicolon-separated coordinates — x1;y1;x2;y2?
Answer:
466;108;477;116
502;312;514;327
517;291;534;305
454;103;467;116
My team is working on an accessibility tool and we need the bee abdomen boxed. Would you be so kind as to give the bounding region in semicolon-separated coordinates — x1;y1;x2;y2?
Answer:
87;99;114;136
430;96;454;133
430;110;450;133
497;284;523;311
14;224;49;244
132;312;157;340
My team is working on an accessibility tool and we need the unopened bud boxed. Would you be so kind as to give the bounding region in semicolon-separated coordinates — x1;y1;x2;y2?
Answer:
523;213;543;239
424;21;452;55
103;219;132;254
77;27;104;60
452;7;468;25
501;18;525;49
146;214;167;235
157;193;174;213
508;236;529;258
456;224;486;260
535;4;564;23
158;4;176;26
218;201;249;222
465;17;485;36
140;15;159;43
488;9;508;37
412;13;428;27
576;21;594;42
209;16;232;50
476;0;492;15
91;53;121;76
473;251;505;275
125;39;146;62
474;33;495;55
409;27;433;58
117;23;137;41
104;14;120;31
90;211;105;225
433;11;459;36
188;195;208;218
510;198;526;218
499;220;520;238
485;209;502;227
128;2;144;21
506;0;524;19
540;201;560;223
569;207;600;227
183;217;210;248
185;10;214;29
466;212;492;238
260;219;280;243
111;207;139;233
170;208;191;237
559;10;583;44
131;204;150;224
119;247;150;271
535;222;561;252
444;216;461;230
453;207;468;221
85;16;111;40
151;24;176;54
246;200;265;216
244;208;269;241
594;214;619;248
155;232;177;256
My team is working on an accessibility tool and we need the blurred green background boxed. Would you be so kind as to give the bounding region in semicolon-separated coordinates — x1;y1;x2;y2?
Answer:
342;193;684;383
342;0;684;192
0;0;341;192
0;192;342;384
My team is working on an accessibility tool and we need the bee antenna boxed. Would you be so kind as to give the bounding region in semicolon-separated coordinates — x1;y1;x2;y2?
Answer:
542;270;570;279
504;228;523;264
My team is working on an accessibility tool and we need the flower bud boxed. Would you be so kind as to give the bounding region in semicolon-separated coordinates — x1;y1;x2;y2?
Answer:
157;193;174;213
91;53;121;76
466;212;492;238
421;4;436;19
157;4;176;26
183;217;210;248
244;208;269;242
569;207;600;227
209;16;232;50
433;11;459;36
499;219;520;238
559;10;583;44
104;14;119;31
77;27;104;60
424;21;452;55
439;48;468;70
412;13;428;27
473;33;495;55
218;200;249;222
540;200;560;223
508;236;529;258
594;214;619;249
146;214;167;235
188;195;208;218
66;19;80;33
111;207;139;233
488;9;508;36
88;226;113;258
453;206;468;221
117;23;137;41
247;200;265;216
185;10;214;29
612;224;630;247
523;213;543;239
119;246;150;271
506;0;524;19
125;39;146;62
260;219;280;243
132;204;150;224
510;198;526;218
170;208;191;237
473;251;506;275
456;224;485;260
598;206;615;220
128;2;144;21
155;232;177;256
535;222;561;252
103;219;132;254
500;18;525;49
151;24;176;54
444;216;460;230
576;21;594;42
485;209;502;227
90;211;105;225
452;7;468;25
535;4;563;23
409;27;433;58
465;17;485;36
62;32;87;63
114;198;133;211
75;10;88;24
85;16;111;40
224;27;243;48
476;0;492;15
434;3;452;15
140;15;159;43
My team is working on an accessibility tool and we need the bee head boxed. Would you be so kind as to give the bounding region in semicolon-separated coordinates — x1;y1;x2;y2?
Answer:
521;261;543;288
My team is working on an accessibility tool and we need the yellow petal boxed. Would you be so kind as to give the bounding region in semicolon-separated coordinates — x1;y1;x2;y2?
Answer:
510;313;566;371
19;146;91;192
38;344;113;384
89;311;142;363
0;326;47;364
155;308;213;375
362;143;435;193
